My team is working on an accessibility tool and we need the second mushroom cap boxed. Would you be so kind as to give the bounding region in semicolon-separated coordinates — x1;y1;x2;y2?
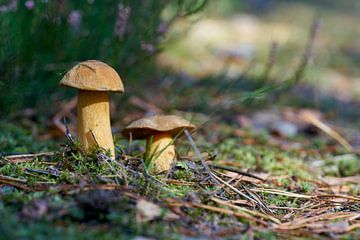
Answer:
121;115;195;139
121;115;195;174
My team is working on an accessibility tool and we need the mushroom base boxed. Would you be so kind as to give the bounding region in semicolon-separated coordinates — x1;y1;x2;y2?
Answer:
146;133;175;174
77;90;115;158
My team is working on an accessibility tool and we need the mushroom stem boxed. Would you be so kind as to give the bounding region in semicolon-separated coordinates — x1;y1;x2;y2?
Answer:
146;133;175;174
77;90;115;158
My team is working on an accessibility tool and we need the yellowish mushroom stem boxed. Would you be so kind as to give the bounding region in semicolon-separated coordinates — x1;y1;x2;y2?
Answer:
77;90;115;158
146;133;175;174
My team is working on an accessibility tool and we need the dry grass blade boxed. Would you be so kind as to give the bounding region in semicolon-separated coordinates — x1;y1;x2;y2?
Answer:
3;152;55;163
0;175;27;183
276;212;359;230
211;171;258;204
184;129;220;184
251;188;311;199
300;110;353;151
243;186;274;214
209;163;266;181
181;200;269;226
211;197;281;224
316;194;360;202
251;188;312;199
252;188;360;203
0;179;34;191
212;172;241;195
212;172;273;214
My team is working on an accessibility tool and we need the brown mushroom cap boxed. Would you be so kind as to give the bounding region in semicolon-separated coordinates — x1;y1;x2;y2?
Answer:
121;115;195;139
59;60;124;92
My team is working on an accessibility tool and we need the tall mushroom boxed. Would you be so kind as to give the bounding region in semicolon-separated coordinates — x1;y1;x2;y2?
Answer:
60;60;124;158
121;115;195;174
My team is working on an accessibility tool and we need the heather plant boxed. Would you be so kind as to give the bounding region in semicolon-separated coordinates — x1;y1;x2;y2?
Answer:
0;0;207;114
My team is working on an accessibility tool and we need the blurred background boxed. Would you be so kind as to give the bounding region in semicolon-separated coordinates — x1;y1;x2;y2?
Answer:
0;0;359;151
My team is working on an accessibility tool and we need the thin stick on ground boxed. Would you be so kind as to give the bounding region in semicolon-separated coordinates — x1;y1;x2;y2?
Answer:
176;200;269;226
211;197;281;224
300;111;353;151
210;171;266;208
184;129;220;184
3;152;55;163
209;163;266;181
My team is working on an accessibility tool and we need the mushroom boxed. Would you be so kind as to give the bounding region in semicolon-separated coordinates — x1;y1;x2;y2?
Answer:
60;60;124;158
121;115;195;174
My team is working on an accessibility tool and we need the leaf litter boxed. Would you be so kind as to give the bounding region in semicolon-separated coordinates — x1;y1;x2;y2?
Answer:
1;11;359;239
1;120;359;239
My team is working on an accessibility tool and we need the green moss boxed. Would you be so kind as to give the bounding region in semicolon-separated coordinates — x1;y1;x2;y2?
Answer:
299;182;315;194
0;122;56;153
321;154;360;177
216;139;312;178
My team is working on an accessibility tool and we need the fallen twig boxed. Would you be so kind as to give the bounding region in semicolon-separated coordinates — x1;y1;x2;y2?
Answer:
276;212;359;230
209;163;266;181
251;188;312;199
3;152;55;163
172;199;269;226
300;110;353;151
184;129;220;184
211;197;281;224
0;175;27;183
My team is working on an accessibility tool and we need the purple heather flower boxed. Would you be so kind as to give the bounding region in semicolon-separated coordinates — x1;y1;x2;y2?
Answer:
114;4;131;39
141;42;156;54
157;22;169;34
0;0;17;13
68;10;82;29
24;0;34;10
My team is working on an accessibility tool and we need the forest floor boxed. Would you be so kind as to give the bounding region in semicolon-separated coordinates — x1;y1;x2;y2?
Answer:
1;1;360;239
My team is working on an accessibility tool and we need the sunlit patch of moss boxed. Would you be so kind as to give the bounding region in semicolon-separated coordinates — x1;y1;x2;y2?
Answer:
263;193;301;209
277;178;291;188
166;185;197;198
172;169;195;181
216;139;312;178
299;181;315;194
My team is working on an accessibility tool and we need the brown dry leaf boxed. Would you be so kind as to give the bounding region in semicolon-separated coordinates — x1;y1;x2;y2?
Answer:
283;108;323;127
299;110;353;151
323;175;360;186
310;220;350;234
136;199;179;223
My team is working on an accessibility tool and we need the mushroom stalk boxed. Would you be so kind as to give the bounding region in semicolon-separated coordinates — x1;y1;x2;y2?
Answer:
77;90;115;158
146;133;175;173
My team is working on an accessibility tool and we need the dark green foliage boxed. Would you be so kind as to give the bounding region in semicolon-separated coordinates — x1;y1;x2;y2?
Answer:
0;0;207;114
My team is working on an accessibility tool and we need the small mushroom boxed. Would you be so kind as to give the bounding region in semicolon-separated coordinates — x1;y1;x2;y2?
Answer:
60;60;124;158
121;115;195;174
